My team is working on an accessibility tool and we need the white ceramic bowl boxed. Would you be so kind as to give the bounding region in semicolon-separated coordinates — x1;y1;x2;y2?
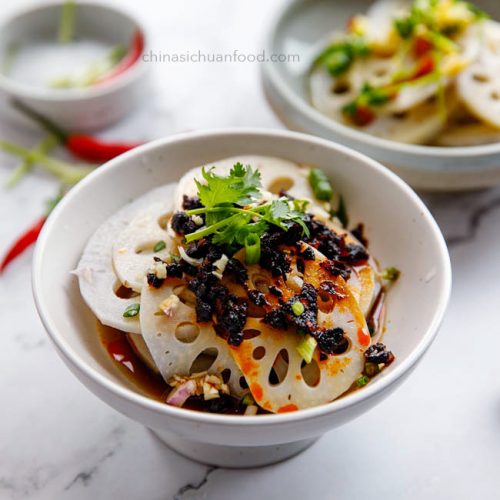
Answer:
32;129;451;468
262;0;500;191
0;1;148;131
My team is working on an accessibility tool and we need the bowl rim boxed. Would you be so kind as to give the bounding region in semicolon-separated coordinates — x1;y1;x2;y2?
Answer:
262;0;500;161
32;128;452;427
0;0;148;103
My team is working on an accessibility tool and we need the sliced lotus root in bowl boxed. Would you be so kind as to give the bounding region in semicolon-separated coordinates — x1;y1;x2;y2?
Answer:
113;201;174;293
76;185;175;334
173;156;328;215
229;250;371;413
140;280;245;396
361;89;458;143
434;120;500;146
457;21;500;129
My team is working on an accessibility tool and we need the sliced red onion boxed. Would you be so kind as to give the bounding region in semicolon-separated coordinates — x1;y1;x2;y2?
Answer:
178;246;203;266
166;379;197;407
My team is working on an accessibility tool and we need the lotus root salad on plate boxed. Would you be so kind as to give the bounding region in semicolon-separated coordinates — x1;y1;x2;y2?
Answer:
309;0;500;146
76;158;400;415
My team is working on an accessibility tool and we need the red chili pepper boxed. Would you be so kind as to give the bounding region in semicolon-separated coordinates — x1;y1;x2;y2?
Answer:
95;30;145;85
12;100;142;163
413;35;433;57
413;56;435;79
351;105;376;127
66;135;142;163
0;216;46;273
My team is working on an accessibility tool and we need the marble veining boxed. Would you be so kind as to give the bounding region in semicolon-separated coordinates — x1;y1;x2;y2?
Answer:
1;0;500;499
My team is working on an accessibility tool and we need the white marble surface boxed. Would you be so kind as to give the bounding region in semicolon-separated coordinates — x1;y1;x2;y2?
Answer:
1;1;500;499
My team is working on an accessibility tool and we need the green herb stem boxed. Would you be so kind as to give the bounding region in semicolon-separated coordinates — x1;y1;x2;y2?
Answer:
4;135;59;189
0;140;93;185
58;0;76;44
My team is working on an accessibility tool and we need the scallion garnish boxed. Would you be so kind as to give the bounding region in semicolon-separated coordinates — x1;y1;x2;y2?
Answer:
58;0;77;44
381;267;401;282
153;240;166;252
356;375;369;387
244;233;261;265
291;301;305;316
308;168;333;201
296;335;317;364
123;303;140;318
242;393;255;406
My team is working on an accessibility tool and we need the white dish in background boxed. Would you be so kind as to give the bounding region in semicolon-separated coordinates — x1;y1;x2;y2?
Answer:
0;1;149;131
261;0;500;191
32;129;451;468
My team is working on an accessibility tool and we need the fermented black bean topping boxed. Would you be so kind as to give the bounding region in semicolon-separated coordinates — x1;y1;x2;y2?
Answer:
248;289;268;306
182;195;203;211
320;260;351;281
315;327;349;355
364;343;394;365
225;258;248;285
263;283;318;334
269;285;283;297
299;246;316;261
296;258;305;274
171;211;198;235
351;223;369;248
146;272;164;288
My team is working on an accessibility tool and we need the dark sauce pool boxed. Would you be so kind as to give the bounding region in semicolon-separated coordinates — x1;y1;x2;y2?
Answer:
98;323;251;414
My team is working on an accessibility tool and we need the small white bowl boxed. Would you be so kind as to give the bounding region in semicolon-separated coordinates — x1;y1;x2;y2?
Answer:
32;129;451;468
0;1;148;131
261;0;500;191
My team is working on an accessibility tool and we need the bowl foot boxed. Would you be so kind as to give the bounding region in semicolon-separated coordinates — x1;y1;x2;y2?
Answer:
150;429;319;468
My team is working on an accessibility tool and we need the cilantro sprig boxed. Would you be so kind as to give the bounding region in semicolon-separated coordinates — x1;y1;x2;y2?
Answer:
184;164;310;262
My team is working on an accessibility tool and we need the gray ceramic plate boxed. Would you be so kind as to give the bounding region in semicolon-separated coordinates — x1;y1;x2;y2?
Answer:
262;0;500;190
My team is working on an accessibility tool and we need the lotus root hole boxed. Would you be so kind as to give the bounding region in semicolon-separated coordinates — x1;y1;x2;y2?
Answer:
472;73;489;83
239;376;249;389
189;348;218;374
221;368;231;383
301;359;321;387
113;281;140;299
332;81;351;94
252;346;266;360
173;285;196;307
267;177;294;194
135;241;157;255
269;349;289;386
243;329;261;340
251;274;271;293
491;91;500;101
175;322;200;343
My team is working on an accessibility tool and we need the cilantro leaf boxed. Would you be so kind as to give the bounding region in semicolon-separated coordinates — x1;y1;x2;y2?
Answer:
195;163;262;209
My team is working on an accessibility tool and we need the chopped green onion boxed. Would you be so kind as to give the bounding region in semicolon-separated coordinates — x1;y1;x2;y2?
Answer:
244;233;261;265
153;240;166;252
123;303;140;318
381;267;401;282
58;0;76;44
356;375;369;387
291;301;305;316
242;393;255;406
296;335;317;364
308;168;333;201
394;17;415;38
